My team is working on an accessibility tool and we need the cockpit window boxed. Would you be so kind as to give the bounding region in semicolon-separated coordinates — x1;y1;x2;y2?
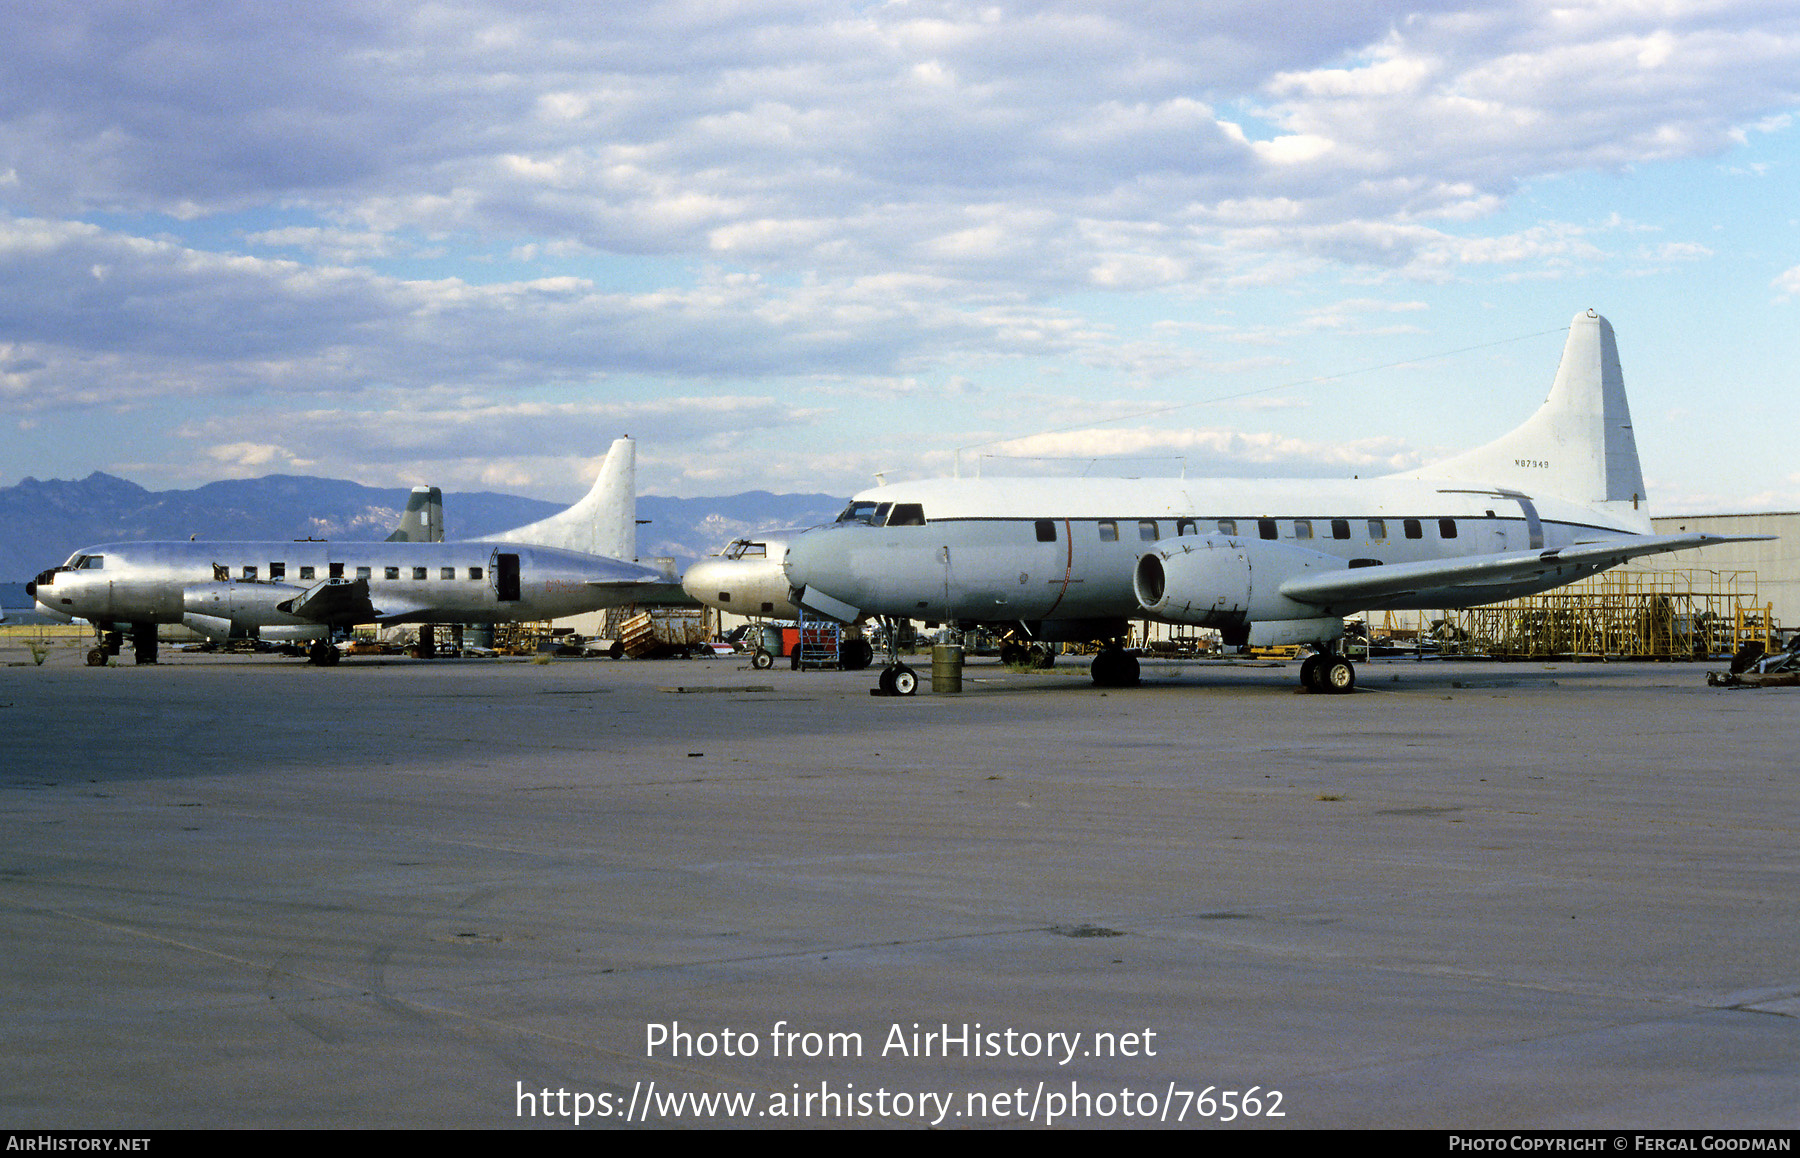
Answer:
724;540;768;560
835;500;925;526
836;501;881;525
77;555;105;570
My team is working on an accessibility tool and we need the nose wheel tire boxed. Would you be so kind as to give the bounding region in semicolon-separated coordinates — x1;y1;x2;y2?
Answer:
750;649;774;670
875;664;919;696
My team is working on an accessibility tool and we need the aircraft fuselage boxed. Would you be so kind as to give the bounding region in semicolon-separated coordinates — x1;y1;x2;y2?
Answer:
30;539;658;636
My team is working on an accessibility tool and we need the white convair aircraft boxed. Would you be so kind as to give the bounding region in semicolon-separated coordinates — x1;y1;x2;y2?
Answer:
28;436;665;665
783;310;1763;694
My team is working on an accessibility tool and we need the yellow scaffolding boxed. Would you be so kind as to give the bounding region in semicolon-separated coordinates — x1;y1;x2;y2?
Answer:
1453;569;1772;660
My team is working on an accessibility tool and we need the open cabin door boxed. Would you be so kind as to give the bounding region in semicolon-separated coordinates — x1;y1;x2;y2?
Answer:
491;551;521;602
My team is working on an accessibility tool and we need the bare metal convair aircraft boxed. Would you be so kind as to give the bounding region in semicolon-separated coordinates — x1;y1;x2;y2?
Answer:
780;310;1765;694
28;436;664;665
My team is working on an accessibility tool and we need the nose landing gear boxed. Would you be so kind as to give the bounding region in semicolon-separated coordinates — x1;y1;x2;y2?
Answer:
868;616;919;696
875;664;919;696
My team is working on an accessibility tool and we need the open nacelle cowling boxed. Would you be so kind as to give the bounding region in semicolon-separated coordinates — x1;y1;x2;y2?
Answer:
1132;536;1347;643
182;581;323;641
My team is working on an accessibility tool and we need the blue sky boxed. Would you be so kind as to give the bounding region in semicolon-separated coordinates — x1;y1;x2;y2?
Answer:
2;1;1797;515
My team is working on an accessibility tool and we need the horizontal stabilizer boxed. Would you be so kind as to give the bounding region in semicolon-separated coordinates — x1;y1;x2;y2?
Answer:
1277;533;1771;610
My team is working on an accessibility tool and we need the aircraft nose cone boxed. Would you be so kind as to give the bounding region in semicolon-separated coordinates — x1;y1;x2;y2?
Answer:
781;531;823;591
783;528;857;600
680;559;725;602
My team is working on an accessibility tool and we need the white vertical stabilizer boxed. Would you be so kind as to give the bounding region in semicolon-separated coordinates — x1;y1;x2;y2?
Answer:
1410;310;1649;529
478;436;637;561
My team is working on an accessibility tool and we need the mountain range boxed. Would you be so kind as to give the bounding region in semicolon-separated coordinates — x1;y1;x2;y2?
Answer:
0;471;843;585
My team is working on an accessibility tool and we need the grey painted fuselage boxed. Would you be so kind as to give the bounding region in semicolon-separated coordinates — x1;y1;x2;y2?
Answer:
784;476;1633;633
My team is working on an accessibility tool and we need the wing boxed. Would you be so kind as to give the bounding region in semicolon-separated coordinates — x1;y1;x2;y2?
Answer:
1277;532;1771;613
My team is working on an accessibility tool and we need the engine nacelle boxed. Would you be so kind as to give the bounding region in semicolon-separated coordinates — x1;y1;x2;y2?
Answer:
182;581;317;640
1133;536;1344;630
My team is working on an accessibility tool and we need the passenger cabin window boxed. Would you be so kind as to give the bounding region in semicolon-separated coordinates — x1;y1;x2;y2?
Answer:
1138;520;1159;541
412;567;428;580
469;567;483;580
440;567;455;580
887;503;925;526
270;562;286;579
299;566;315;581
356;566;371;580
1034;520;1057;542
1217;519;1237;536
1293;519;1312;540
242;566;258;580
1404;519;1423;539
1439;518;1458;539
330;563;344;579
1258;519;1277;540
1331;519;1350;540
385;566;400;580
1098;520;1118;542
1176;519;1196;536
1368;519;1387;540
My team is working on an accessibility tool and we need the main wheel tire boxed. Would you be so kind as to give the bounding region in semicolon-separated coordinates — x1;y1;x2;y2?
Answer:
1090;648;1139;687
841;639;874;670
1321;657;1355;694
877;667;896;695
1029;644;1055;669
86;647;106;666
999;642;1027;666
891;664;918;695
1300;654;1322;691
751;649;774;670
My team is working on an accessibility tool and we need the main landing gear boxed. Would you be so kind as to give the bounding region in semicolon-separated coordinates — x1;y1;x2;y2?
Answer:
1298;650;1355;694
998;641;1056;669
1089;643;1139;688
